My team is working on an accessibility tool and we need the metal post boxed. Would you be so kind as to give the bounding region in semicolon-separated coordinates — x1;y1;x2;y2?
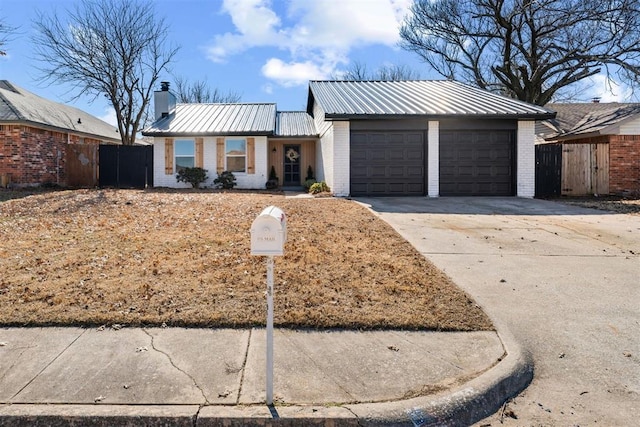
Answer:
266;256;274;405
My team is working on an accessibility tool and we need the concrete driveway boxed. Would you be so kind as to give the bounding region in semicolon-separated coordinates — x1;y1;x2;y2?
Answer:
357;197;639;426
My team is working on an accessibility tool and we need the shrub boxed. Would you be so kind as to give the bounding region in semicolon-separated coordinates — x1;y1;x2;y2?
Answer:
213;171;237;189
303;178;317;192
269;165;278;181
305;165;315;181
176;167;208;189
266;166;279;189
309;181;330;194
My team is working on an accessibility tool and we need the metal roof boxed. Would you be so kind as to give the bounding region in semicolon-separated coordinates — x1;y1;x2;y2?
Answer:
143;103;276;136
542;103;640;140
274;111;317;137
0;80;120;142
307;80;555;119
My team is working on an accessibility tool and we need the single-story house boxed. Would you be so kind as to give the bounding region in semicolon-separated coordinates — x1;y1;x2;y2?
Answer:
536;102;640;196
0;80;121;187
143;80;555;197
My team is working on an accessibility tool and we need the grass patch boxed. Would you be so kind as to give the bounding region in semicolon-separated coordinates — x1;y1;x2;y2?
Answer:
0;189;492;331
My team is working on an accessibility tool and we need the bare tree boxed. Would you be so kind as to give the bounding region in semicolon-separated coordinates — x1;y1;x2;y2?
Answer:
32;0;178;145
332;61;420;80
400;0;640;105
0;17;17;56
335;61;370;80
377;64;421;81
173;76;241;103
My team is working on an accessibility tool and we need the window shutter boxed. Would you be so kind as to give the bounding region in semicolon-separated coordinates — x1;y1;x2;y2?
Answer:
216;138;224;173
195;137;204;168
247;137;255;174
164;138;174;174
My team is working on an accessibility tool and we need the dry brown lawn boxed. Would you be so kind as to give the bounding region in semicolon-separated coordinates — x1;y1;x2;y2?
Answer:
0;189;492;331
557;196;640;215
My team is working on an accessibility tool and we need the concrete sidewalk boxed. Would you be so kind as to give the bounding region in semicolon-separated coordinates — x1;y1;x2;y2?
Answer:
0;326;529;426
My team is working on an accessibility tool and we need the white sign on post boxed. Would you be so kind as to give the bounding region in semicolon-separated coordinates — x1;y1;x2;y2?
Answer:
250;206;286;406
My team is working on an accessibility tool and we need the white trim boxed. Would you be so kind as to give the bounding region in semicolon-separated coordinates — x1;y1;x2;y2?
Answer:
427;121;439;197
517;121;535;198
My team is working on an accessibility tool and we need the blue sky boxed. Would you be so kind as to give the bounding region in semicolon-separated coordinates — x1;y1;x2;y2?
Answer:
1;0;428;124
0;0;633;127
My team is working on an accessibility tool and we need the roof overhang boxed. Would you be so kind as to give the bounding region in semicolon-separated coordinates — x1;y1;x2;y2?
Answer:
0;119;121;144
141;131;274;137
544;131;611;143
323;112;556;121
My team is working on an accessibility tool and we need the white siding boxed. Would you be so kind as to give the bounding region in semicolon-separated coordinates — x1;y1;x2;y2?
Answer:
232;136;268;189
332;121;350;197
618;116;640;135
427;120;439;197
517;121;535;198
153;136;268;189
153;138;190;188
313;101;332;137
317;124;334;189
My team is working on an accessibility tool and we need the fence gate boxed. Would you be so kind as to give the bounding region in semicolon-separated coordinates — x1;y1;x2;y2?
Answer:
66;144;99;187
99;145;153;189
535;144;562;198
561;143;609;196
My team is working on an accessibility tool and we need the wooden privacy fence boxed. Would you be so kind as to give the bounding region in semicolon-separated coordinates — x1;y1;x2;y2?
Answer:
535;144;562;198
64;144;153;189
562;143;609;196
535;142;609;197
99;145;153;189
65;144;99;187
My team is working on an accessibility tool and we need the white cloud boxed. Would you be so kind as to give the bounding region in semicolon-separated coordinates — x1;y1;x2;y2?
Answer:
208;0;286;63
206;0;412;85
262;58;330;87
99;107;118;127
588;74;633;102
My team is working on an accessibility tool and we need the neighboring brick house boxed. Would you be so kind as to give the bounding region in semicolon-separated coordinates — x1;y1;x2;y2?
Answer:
0;80;120;187
537;103;640;196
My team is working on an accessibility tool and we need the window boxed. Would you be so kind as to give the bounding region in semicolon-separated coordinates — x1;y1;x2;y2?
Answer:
226;138;246;173
175;139;195;172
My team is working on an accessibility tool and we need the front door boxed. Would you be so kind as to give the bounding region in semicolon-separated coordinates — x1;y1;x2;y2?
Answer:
283;145;301;186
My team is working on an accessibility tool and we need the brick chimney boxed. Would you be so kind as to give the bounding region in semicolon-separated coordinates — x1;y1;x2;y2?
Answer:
154;81;176;121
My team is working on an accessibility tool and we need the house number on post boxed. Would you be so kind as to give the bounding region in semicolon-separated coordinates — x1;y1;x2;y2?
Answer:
250;206;287;406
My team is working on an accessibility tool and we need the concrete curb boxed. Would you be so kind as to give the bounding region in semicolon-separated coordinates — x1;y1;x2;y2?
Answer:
345;324;533;426
0;326;531;427
0;405;199;427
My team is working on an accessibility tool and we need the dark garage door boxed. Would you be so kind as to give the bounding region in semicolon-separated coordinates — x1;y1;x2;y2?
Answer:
350;131;425;196
440;130;515;196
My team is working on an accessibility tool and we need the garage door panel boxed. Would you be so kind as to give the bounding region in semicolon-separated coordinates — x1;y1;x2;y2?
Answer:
351;131;425;196
351;148;368;162
440;130;515;196
388;151;406;161
370;150;387;161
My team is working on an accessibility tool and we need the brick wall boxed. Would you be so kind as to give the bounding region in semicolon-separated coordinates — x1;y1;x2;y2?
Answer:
0;124;105;186
609;135;640;195
332;121;350;197
153;136;269;189
427;120;439;197
0;125;67;185
517;121;535;198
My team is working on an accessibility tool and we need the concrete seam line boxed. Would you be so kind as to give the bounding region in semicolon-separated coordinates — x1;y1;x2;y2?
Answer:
236;328;252;404
9;329;87;401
